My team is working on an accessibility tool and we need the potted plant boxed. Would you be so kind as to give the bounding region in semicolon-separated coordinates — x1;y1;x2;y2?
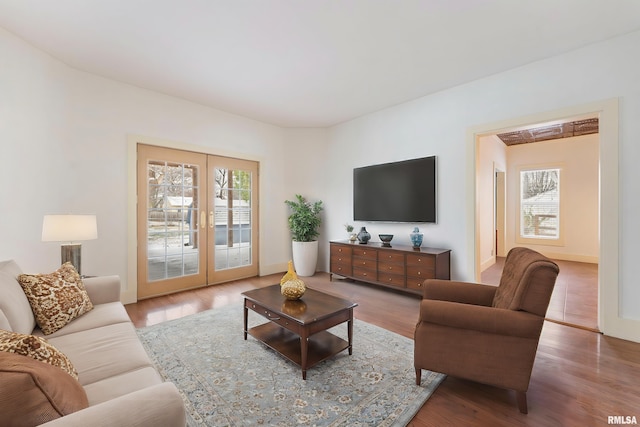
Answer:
345;224;357;242
285;194;323;276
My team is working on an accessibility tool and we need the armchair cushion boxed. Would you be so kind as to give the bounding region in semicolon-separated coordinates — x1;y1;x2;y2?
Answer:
493;247;559;315
18;263;94;335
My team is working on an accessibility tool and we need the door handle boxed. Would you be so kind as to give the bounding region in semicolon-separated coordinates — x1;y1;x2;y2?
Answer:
200;211;206;229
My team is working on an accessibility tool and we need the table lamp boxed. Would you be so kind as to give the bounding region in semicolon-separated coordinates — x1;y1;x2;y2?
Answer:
42;214;98;275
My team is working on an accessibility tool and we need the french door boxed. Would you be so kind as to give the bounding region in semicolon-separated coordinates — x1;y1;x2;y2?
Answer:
137;144;259;299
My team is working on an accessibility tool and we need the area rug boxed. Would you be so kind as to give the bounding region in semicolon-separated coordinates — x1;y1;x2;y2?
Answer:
137;303;444;426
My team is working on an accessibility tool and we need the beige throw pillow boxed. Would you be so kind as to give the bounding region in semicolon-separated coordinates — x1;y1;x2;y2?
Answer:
0;329;78;379
18;262;93;335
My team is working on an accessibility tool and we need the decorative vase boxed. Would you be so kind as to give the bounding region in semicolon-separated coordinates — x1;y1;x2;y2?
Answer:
281;278;306;300
357;227;371;244
280;260;297;286
410;227;423;249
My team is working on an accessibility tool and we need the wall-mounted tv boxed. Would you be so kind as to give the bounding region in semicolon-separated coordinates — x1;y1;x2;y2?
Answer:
353;156;436;223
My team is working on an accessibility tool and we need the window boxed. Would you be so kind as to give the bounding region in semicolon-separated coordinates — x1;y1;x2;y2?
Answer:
520;168;560;239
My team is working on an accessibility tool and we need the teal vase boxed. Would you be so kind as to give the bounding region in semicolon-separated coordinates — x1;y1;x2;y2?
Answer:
410;227;423;249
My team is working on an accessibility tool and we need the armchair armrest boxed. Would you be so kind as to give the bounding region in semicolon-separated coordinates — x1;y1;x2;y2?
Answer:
422;279;497;306
40;383;185;427
418;299;543;339
82;276;121;305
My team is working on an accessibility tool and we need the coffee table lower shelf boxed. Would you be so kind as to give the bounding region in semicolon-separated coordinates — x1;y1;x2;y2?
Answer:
246;322;350;378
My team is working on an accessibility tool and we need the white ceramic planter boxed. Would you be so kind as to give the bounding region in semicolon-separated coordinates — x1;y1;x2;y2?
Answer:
291;240;318;277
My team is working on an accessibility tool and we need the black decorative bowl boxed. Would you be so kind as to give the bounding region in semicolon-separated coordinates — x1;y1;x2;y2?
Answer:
379;234;394;247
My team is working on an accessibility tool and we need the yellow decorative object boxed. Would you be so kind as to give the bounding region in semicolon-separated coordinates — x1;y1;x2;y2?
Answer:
280;260;298;286
281;278;306;300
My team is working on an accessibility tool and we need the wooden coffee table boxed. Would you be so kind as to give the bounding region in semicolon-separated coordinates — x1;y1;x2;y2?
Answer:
242;284;357;379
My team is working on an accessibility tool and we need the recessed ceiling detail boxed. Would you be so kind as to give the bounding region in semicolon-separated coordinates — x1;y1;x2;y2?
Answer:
497;118;599;146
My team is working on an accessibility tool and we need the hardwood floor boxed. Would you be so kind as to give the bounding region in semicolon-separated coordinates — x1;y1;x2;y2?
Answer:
125;273;640;426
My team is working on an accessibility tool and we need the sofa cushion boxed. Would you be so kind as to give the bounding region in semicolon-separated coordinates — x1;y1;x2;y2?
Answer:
32;302;132;339
0;352;89;426
0;260;36;334
83;366;163;406
48;322;154;386
0;329;78;379
18;262;94;335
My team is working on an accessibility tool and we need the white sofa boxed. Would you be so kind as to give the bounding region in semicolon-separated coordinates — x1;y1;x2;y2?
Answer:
0;259;186;427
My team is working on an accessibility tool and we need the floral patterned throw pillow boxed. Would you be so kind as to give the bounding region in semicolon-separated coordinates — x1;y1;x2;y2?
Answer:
18;262;93;335
0;329;78;379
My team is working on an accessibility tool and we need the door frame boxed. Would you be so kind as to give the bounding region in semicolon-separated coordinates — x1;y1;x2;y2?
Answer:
466;98;640;342
125;134;263;304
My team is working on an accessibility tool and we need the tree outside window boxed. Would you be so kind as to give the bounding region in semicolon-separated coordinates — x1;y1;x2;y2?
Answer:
520;168;560;239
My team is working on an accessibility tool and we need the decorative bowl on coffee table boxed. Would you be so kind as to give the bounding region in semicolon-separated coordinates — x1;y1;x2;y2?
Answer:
379;234;394;247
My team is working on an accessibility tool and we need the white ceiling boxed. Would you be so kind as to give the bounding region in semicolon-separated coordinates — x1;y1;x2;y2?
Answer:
1;1;640;128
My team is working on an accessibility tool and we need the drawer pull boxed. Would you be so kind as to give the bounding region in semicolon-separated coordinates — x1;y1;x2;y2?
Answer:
265;311;281;321
388;267;392;270
417;282;422;287
417;271;421;275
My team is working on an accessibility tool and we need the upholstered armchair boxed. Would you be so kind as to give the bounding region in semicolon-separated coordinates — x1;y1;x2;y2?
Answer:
414;247;559;413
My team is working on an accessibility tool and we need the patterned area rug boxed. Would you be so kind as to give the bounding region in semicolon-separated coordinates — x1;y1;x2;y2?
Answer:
137;303;444;426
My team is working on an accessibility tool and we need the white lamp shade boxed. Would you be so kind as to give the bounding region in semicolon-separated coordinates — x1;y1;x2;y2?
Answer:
42;215;98;242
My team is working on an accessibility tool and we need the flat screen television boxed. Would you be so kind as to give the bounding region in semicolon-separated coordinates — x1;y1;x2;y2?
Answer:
353;156;436;223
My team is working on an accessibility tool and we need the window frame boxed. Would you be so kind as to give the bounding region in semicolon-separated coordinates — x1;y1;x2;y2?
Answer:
515;163;565;247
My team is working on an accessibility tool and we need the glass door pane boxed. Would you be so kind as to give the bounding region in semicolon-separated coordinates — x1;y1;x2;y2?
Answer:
208;156;258;283
213;167;252;270
147;161;200;280
137;144;207;299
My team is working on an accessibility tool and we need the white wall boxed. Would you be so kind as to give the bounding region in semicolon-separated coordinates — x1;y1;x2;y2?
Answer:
506;134;599;261
323;30;640;341
0;26;291;302
282;128;329;270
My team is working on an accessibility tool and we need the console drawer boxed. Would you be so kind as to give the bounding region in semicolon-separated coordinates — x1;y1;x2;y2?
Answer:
331;260;352;276
406;265;435;280
407;277;428;291
378;252;404;264
353;266;376;281
406;253;436;268
331;248;353;275
352;247;377;260
378;272;405;287
331;245;352;257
